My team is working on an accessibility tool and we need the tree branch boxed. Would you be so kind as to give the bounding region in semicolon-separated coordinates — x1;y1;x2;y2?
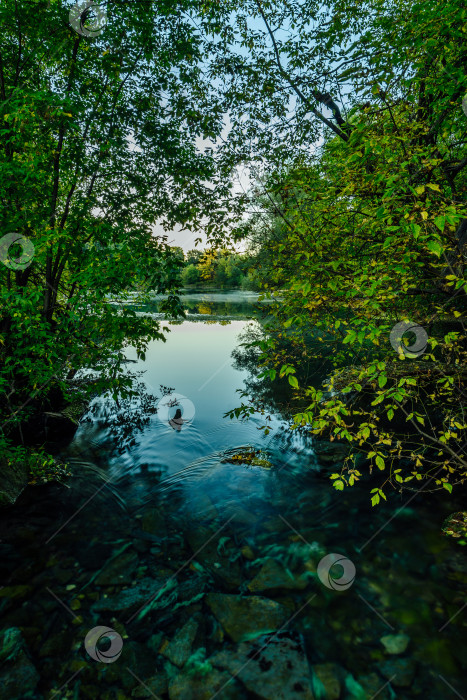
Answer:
255;0;349;142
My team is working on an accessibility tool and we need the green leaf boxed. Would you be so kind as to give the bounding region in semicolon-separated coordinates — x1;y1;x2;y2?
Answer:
375;455;385;470
288;375;299;389
412;224;421;239
427;240;443;257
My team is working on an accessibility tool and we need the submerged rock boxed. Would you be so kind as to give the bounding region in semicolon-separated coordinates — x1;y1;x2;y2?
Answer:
0;627;40;699
0;585;33;601
205;592;290;643
183;493;218;521
379;657;416;687
168;667;241;700
356;673;391;700
311;663;343;700
160;617;199;667
132;671;168;697
94;547;139;586
380;633;410;655
92;572;175;614
39;629;74;658
79;541;113;570
223;504;260;527
248;558;308;593
241;545;255;560
210;630;314;700
185;527;243;590
100;640;156;691
141;507;166;536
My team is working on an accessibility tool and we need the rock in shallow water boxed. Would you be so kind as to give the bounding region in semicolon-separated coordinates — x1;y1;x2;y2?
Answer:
210;630;314;700
94;547;139;585
141;507;166;536
379;657;417;687
380;632;410;655
131;671;168;697
92;572;175;613
356;672;391;700
248;558;308;593
160;617;199;667
185;526;243;590
0;627;40;700
205;592;290;643
311;663;343;700
168;667;241;700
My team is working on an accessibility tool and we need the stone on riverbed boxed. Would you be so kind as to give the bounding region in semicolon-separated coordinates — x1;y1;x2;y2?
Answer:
380;632;410;655
0;627;40;699
160;617;199;667
356;673;391;699
131;671;168;697
379;657;416;687
205;592;290;643
210;630;314;699
168;667;241;700
311;663;343;699
0;584;33;601
185;527;243;590
141;507;166;535
94;547;139;585
92;572;175;614
248;558;308;593
183;493;218;521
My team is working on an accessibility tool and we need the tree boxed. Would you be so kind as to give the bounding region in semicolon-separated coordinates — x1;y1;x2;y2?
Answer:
185;248;204;266
182;263;200;286
226;0;467;500
0;0;234;449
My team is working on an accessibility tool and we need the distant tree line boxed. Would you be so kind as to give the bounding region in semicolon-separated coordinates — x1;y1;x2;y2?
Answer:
176;247;260;290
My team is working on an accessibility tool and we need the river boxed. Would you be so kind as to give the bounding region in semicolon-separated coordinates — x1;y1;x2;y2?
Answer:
0;290;465;699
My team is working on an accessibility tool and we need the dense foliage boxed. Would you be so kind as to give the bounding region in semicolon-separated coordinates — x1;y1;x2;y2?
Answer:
225;0;467;501
180;248;258;289
0;0;238;455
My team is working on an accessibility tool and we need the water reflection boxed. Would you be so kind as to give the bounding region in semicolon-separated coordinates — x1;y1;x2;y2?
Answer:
120;289;274;322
